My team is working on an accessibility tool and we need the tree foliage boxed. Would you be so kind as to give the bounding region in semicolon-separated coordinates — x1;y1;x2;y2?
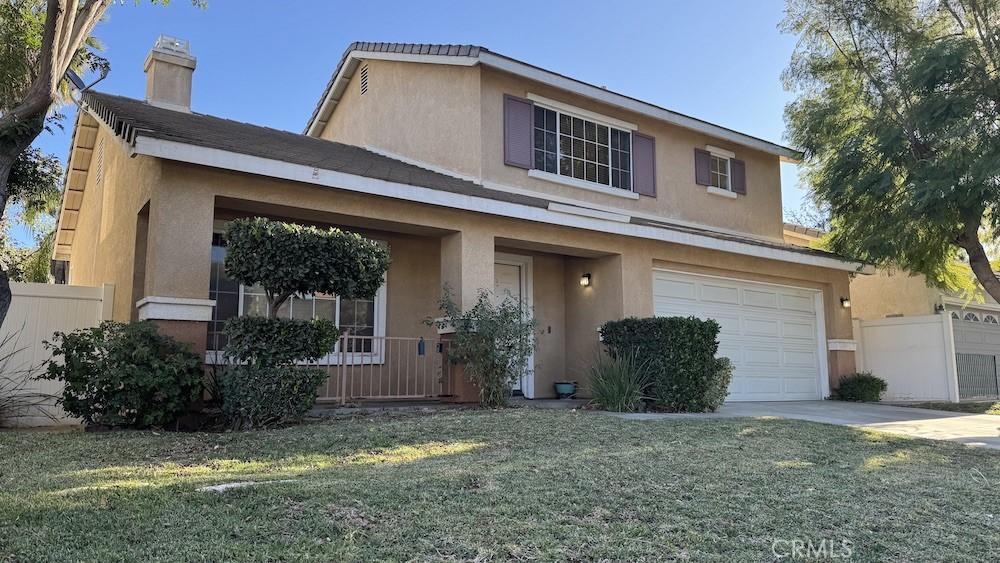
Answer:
224;217;391;317
783;0;1000;300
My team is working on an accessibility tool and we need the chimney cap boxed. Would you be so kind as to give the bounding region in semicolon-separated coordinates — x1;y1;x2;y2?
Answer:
153;35;191;57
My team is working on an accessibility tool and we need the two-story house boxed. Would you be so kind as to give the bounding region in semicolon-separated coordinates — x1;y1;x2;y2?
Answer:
53;38;866;402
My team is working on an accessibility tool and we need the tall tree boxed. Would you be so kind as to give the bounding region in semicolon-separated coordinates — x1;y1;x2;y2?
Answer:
783;0;1000;300
0;0;202;325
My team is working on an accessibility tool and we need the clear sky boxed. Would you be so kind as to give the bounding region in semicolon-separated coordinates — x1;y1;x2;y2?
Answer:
28;0;810;241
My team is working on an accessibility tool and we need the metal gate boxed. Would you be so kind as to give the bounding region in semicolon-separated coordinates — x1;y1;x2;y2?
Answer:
955;353;1000;399
953;318;1000;399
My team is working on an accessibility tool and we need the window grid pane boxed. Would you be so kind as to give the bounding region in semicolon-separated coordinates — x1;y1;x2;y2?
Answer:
710;155;730;190
532;106;558;174
556;111;614;188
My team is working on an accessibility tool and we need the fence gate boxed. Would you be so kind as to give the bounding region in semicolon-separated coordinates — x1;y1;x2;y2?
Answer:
955;353;1000;399
952;318;1000;400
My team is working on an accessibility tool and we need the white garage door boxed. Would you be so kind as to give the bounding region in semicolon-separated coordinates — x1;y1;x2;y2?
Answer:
652;270;825;401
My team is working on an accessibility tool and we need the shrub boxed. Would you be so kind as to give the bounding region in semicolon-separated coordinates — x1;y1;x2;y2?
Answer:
428;288;536;408
600;316;731;412
223;316;339;366
587;351;651;412
834;372;887;402
40;321;203;428
219;217;391;428
219;364;328;428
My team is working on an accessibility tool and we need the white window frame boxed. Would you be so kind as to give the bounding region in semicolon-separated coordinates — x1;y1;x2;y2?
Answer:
528;95;637;195
207;222;388;366
706;145;735;194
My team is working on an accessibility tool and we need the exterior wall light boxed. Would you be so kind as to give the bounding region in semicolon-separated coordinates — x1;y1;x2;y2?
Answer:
580;273;592;287
840;297;851;308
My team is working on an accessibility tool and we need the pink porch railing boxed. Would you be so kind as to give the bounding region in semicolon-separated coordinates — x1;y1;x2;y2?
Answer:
314;336;453;404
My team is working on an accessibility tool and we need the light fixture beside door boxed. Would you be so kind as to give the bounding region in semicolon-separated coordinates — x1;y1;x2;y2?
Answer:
580;273;592;287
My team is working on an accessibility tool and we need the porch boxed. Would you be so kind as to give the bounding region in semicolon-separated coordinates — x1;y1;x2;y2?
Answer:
189;199;632;403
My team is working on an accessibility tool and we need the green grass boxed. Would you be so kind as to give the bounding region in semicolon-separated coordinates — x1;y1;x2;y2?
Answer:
2;410;1000;561
901;401;1000;415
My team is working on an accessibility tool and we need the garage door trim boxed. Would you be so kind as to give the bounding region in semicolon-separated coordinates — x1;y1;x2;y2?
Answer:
651;268;830;400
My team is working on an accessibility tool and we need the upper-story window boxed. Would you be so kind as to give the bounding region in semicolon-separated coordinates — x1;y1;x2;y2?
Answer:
533;105;632;190
709;154;730;191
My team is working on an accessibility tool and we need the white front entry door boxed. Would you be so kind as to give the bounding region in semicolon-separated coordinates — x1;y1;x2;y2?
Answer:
494;254;534;397
652;270;827;401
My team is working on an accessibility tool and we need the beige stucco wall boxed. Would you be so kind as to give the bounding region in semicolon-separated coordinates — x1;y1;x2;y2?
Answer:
320;59;483;180
67;127;159;321
319;60;785;241
849;269;940;320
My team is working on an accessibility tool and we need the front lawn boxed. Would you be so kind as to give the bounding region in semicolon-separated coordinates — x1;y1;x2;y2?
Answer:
902;401;1000;416
2;410;999;561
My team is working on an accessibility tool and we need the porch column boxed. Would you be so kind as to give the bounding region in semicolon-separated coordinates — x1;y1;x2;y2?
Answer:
137;182;215;358
439;230;495;309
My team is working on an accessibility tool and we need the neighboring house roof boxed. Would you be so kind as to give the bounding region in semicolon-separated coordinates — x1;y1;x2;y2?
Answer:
304;42;802;161
55;91;865;273
783;222;826;240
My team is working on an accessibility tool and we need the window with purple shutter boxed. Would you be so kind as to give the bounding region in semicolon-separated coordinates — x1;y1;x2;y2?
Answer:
504;95;534;169
632;133;656;197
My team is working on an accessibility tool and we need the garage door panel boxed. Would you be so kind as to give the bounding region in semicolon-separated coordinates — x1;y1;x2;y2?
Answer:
653;270;822;402
655;279;697;300
781;293;815;313
783;320;816;340
743;289;779;309
702;283;740;305
745;317;780;337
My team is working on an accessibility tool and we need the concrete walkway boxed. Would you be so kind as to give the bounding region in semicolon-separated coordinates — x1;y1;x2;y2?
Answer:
613;401;1000;450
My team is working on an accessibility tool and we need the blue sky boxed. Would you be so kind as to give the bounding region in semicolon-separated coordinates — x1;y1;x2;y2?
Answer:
27;0;810;241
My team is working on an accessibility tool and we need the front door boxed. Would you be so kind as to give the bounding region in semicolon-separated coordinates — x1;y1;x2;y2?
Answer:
494;254;533;397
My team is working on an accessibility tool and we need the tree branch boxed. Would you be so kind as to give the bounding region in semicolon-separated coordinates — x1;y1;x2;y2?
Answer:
957;217;1000;304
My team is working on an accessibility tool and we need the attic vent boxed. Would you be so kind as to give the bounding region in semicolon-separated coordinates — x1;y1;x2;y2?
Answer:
94;138;105;186
359;65;369;96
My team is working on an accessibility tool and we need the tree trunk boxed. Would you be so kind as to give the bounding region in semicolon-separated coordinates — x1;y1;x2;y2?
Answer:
0;113;50;325
957;218;1000;305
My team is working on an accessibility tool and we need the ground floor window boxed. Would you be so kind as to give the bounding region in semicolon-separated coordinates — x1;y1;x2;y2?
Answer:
207;231;384;359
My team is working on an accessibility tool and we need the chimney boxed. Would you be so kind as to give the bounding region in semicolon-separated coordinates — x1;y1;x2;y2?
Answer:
144;35;196;112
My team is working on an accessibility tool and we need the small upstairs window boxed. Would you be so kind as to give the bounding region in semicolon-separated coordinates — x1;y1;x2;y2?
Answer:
709;154;730;191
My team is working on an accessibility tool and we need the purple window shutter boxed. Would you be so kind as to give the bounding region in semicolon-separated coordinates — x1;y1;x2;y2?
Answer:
631;133;656;197
694;148;711;186
503;94;533;169
730;158;747;194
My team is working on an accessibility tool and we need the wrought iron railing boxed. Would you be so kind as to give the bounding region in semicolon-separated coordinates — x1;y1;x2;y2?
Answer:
314;335;453;404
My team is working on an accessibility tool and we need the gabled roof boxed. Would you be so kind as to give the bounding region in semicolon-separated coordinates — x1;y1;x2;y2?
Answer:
304;42;802;161
54;91;865;273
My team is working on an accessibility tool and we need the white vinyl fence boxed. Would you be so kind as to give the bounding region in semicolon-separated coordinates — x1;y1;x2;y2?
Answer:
854;315;959;402
0;282;114;427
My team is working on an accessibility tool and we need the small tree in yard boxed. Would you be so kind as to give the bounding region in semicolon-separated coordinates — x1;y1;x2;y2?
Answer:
428;288;536;409
220;217;390;428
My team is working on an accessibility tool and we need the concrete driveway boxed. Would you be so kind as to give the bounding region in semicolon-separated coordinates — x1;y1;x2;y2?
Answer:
616;401;1000;450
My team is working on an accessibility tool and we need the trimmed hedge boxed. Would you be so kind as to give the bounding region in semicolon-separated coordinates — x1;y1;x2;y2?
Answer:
600;316;732;412
220;364;328;428
223;316;339;366
833;372;887;402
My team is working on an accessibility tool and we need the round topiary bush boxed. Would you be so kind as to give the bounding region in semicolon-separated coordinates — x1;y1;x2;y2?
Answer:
41;321;203;428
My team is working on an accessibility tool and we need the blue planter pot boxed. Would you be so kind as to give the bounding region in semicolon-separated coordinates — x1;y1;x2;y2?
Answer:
553;381;577;399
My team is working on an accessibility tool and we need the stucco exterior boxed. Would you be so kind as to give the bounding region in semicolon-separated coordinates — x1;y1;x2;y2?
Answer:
321;60;785;241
